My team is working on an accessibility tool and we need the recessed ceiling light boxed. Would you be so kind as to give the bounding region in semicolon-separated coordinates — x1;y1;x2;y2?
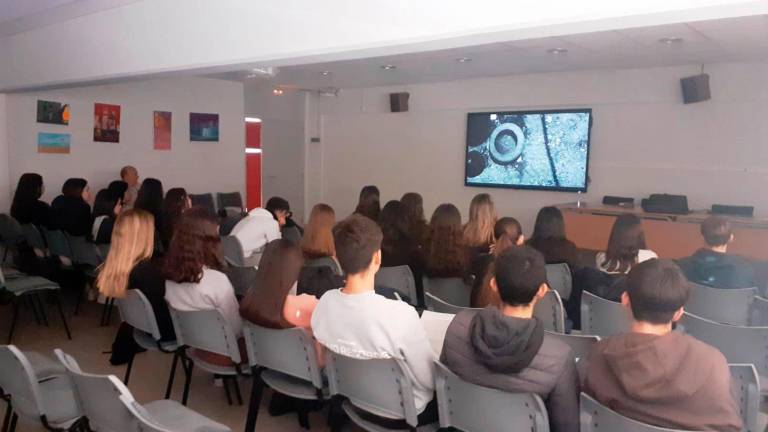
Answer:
381;65;397;70
320;71;332;76
272;88;284;95
546;48;568;55
245;117;262;123
658;37;684;44
457;57;472;63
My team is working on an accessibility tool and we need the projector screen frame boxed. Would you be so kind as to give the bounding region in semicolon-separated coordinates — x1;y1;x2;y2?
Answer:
464;108;594;193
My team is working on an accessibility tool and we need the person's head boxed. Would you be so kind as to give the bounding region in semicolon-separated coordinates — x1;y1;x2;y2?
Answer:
464;193;497;247
426;203;466;272
400;192;426;226
333;214;383;277
300;203;336;259
701;216;733;249
135;178;164;218
602;214;647;273
265;196;291;227
379;200;409;253
246;239;305;328
162;207;223;283
492;246;549;307
531;206;566;240
621;259;690;326
62;178;90;202
161;188;190;241
120;166;139;187
96;209;155;298
12;173;44;206
355;185;381;221
107;180;128;202
494;217;524;246
92;189;122;218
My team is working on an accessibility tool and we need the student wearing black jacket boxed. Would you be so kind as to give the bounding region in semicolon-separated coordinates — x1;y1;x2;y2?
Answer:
11;173;50;227
50;178;93;237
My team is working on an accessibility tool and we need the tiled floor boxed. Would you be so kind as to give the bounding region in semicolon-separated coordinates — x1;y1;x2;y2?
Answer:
0;294;338;431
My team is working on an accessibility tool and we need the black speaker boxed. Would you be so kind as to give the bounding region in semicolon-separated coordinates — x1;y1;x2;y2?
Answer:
389;92;410;112
641;194;689;215
711;204;754;217
681;74;711;104
602;196;635;206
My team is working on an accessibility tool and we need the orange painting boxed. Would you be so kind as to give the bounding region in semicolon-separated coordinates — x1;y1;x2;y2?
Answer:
154;111;172;150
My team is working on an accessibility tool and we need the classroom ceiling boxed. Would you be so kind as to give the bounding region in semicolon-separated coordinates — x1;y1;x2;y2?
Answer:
209;14;768;91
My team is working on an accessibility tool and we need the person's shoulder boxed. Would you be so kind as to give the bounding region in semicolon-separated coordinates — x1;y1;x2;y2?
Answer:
540;334;576;363
676;332;729;364
638;249;658;262
203;268;231;284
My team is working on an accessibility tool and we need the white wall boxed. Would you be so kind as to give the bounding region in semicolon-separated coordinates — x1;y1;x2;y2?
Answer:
311;61;768;232
245;85;307;221
5;77;245;205
0;94;9;212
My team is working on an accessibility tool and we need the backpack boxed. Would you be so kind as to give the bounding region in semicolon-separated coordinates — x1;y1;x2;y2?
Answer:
297;265;344;298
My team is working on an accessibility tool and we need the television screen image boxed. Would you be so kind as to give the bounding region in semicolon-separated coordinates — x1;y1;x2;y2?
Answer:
465;109;592;192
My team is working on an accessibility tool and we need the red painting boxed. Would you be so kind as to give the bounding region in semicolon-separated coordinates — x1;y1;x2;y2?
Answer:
93;103;121;143
153;111;172;150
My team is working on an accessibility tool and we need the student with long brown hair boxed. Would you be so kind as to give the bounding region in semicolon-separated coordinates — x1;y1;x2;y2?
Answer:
596;214;657;274
400;192;428;246
354;185;381;222
97;209;173;340
527;206;580;269
160;187;191;249
300;203;336;261
463;193;497;256
423;204;469;278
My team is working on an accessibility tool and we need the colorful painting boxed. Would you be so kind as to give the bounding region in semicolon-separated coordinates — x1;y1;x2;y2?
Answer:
37;100;70;125
190;112;219;142
38;132;70;154
153;111;172;150
93;103;121;142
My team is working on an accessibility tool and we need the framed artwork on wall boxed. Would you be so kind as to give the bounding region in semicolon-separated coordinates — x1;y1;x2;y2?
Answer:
37;100;70;125
38;132;71;154
94;103;121;142
154;111;172;150
190;112;219;141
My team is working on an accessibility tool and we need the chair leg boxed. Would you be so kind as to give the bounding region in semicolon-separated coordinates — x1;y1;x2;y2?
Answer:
99;298;111;326
233;377;243;405
73;284;84;316
2;402;11;432
297;405;310;430
181;358;194;406
25;295;41;325
6;299;20;344
105;298;115;324
222;376;233;405
124;353;135;385
35;294;49;327
54;293;72;340
7;413;16;432
244;368;264;432
164;352;180;399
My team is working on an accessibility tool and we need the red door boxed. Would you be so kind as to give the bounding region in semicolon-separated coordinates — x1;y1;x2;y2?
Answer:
245;119;262;210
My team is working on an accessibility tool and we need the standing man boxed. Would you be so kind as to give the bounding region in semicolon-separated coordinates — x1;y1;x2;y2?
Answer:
120;166;139;210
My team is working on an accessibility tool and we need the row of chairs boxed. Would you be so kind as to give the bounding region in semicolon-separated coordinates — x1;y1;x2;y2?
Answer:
190;192;244;218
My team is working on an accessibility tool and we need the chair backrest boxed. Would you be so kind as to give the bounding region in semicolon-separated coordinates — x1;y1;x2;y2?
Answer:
282;226;302;245
189;193;216;216
119;394;173;432
679;312;768;378
375;265;417;305
304;256;342;275
0;345;44;420
533;289;565;333
117;290;162;341
54;349;138;432
168;306;242;364
423;276;471;307
20;224;46;251
220;235;247;267
686;283;756;326
325;351;419;426
581;291;631;337
544;331;600;362
580;393;691;432
216;192;243;212
729;364;760;432
425;292;479;314
44;229;74;259
545;263;572;300
0;214;23;246
749;295;768;326
242;322;323;389
66;234;103;267
435;362;549;432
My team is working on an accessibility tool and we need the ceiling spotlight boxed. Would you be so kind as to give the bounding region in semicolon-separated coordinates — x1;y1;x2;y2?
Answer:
320;71;332;76
272;88;284;95
546;48;568;55
457;57;472;63
658;37;684;44
381;65;397;70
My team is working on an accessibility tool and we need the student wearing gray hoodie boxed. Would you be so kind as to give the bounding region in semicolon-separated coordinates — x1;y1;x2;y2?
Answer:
584;259;742;432
441;246;579;432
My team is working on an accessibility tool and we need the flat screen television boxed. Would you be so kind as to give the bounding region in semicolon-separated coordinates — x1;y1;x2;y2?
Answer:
465;109;593;192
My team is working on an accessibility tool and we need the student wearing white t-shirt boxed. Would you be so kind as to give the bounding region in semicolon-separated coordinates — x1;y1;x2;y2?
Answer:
311;214;437;427
596;214;658;274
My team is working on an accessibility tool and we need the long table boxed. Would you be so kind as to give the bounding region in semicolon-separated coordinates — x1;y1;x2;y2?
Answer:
559;203;768;261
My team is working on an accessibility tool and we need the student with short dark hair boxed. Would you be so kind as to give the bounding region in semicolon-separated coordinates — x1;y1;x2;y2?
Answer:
443;246;579;432
92;189;122;244
266;196;303;244
584;259;742;432
677;216;755;289
311;215;437;426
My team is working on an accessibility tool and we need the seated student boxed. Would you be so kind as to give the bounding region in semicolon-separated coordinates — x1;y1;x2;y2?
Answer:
97;209;174;341
311;215;437;426
400;192;429;248
160;188;191;250
442;246;579;432
422;203;470;279
11;173;50;227
526;206;579;270
134;178;164;235
463;193;498;260
108;180;129;204
584;259;742;432
120;166;140;210
163;208;243;363
92;189;123;244
50;178;93;237
354;185;381;222
470;217;525;308
230;203;282;258
299;203;341;274
677;216;755;289
379;200;421;269
596;214;657;274
266;197;303;244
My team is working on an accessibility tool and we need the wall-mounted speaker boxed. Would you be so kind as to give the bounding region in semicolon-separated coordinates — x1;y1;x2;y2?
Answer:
390;92;410;112
681;73;711;104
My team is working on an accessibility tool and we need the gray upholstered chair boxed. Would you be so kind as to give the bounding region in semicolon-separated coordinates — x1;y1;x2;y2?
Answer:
376;266;418;306
545;263;572;300
580;393;691;432
423;276;471;307
581;291;631;337
686;283;757;326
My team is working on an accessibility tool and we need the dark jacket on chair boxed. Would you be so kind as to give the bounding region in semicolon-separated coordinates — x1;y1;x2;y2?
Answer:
676;249;756;289
441;308;579;432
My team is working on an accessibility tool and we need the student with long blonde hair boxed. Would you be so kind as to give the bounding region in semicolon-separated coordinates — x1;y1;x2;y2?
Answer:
97;209;174;341
463;193;497;257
